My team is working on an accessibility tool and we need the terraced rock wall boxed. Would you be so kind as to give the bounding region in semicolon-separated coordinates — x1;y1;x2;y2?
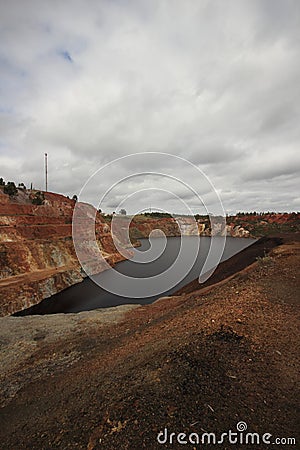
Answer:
0;190;123;316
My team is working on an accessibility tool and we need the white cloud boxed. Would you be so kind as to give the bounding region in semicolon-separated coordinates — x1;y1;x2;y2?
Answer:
0;0;299;213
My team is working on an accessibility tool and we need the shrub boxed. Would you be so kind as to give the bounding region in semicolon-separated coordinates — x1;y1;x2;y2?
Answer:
4;182;18;197
32;191;45;205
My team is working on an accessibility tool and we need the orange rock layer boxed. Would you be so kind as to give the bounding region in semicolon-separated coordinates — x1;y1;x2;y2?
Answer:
0;190;124;316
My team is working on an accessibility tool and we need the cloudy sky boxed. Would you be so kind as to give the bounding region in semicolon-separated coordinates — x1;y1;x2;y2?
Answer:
0;0;299;214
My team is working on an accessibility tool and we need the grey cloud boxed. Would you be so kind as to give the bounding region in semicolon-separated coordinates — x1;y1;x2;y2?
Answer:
242;151;300;181
0;0;299;213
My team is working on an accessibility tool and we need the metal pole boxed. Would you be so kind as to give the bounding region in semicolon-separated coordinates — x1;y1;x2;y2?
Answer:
45;153;48;192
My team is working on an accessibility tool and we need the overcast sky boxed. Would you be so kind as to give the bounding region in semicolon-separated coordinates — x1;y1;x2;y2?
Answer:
0;0;299;214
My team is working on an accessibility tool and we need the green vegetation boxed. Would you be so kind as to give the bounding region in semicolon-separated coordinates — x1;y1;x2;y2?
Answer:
143;212;172;218
194;214;209;221
249;222;300;237
256;255;274;266
1;178;26;196
4;182;18;197
32;191;45;205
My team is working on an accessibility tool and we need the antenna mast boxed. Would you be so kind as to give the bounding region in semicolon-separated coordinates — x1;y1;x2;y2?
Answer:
45;153;48;192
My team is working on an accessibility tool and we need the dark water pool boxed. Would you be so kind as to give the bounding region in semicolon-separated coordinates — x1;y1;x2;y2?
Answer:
17;237;255;315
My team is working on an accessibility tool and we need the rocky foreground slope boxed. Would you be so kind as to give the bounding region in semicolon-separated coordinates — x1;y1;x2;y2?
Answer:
0;234;299;449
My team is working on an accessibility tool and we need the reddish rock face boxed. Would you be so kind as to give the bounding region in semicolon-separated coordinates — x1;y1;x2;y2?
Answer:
129;217;181;238
1;187;297;317
0;191;125;316
227;212;300;236
129;216;252;238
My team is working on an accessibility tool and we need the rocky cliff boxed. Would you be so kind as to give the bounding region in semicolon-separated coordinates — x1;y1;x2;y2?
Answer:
129;212;300;239
129;215;251;238
2;186;297;317
228;212;300;236
0;190;124;316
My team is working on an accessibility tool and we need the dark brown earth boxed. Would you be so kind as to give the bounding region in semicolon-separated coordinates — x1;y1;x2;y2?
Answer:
0;235;299;449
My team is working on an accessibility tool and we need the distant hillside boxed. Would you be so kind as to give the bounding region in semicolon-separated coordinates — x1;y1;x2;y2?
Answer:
227;212;300;237
128;212;300;239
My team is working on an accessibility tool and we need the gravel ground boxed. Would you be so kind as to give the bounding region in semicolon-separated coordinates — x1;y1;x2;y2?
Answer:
0;235;299;449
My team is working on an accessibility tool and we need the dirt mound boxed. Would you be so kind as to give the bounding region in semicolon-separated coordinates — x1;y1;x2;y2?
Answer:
0;235;299;449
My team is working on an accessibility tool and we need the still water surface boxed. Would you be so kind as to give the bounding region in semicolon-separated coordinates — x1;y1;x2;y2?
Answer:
19;237;254;315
